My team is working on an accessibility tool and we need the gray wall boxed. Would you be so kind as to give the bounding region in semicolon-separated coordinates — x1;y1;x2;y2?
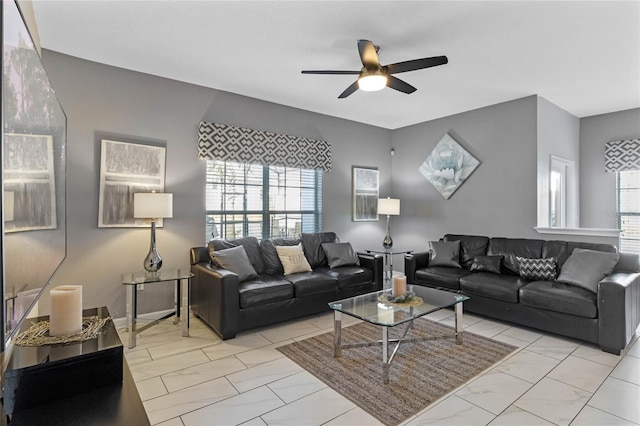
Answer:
536;96;580;227
390;96;540;257
38;50;638;317
580;108;640;229
42;51;391;318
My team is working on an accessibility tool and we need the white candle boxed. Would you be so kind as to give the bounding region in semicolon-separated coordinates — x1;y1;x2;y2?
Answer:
49;285;83;337
392;275;407;297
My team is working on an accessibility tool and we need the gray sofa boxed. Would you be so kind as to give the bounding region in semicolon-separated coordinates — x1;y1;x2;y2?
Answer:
190;232;383;339
405;234;640;354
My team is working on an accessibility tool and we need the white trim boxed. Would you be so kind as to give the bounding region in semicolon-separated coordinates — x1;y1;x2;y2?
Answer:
534;227;621;237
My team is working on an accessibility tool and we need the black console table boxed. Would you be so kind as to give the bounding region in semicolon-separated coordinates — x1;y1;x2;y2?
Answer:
8;361;149;425
3;307;149;425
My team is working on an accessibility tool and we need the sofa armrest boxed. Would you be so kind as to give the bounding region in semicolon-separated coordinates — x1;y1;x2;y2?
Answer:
597;271;640;354
190;246;210;265
614;252;640;273
404;251;430;284
358;252;384;290
190;262;240;339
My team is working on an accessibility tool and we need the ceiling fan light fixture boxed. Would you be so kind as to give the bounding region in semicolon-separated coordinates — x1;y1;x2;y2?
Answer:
358;74;387;92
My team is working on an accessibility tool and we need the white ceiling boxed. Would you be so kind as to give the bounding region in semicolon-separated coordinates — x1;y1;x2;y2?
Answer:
32;1;640;130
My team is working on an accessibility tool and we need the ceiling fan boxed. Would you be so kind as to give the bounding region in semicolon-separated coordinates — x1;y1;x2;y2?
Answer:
301;39;448;98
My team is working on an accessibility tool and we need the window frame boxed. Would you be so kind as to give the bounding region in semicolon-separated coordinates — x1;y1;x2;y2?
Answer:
205;160;322;242
617;170;640;254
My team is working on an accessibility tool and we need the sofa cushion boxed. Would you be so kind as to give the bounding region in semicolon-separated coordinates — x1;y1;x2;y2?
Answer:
286;272;339;297
557;248;620;293
488;238;545;275
276;243;313;275
460;273;528;303
301;232;338;268
519;281;597;319
239;276;294;309
444;234;490;268
260;238;301;275
321;242;360;268
209;236;265;274
516;257;557;281
210;245;258;282
470;255;502;274
316;265;373;290
415;266;470;291
429;240;461;268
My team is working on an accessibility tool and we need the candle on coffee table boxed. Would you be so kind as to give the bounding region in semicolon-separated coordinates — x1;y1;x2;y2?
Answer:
392;275;407;297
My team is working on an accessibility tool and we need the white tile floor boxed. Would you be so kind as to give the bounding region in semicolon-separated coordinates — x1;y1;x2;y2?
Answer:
118;309;640;426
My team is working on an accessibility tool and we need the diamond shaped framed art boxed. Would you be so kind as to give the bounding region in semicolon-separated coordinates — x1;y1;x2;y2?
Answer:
419;132;480;199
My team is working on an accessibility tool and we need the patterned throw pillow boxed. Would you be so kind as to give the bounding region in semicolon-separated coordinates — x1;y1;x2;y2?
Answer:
516;256;557;281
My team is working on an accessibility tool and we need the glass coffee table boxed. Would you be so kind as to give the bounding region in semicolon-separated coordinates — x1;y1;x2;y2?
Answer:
329;285;469;384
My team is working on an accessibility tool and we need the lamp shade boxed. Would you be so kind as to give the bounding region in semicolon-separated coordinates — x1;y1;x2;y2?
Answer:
378;198;400;216
134;192;173;219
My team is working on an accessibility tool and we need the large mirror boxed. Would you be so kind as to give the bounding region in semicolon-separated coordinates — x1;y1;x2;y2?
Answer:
2;0;67;350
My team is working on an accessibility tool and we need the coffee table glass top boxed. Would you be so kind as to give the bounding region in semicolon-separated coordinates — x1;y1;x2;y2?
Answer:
329;286;469;327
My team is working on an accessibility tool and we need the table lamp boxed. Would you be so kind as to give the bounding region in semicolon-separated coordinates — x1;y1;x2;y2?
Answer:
378;197;400;248
134;192;173;274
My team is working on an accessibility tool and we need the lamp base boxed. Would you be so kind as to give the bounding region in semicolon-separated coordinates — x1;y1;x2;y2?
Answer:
382;214;393;248
144;221;163;274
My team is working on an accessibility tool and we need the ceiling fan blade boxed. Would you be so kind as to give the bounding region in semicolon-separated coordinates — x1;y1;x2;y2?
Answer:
386;75;417;94
301;70;360;75
386;56;448;74
338;81;359;98
357;39;380;68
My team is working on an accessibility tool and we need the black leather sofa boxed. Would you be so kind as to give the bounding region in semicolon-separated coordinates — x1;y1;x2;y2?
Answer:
190;232;383;339
405;234;640;354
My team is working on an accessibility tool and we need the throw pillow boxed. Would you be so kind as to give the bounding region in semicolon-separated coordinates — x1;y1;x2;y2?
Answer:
210;245;259;282
557;248;620;293
276;243;313;275
321;242;360;268
429;240;461;268
301;232;339;268
516;256;557;281
470;255;503;274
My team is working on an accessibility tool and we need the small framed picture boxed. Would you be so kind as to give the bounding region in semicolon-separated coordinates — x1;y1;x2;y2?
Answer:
352;166;379;221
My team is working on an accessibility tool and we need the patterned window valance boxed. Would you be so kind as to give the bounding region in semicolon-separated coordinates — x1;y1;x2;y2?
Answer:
605;138;640;172
198;121;332;172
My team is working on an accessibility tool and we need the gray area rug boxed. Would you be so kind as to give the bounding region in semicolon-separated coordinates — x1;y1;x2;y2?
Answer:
277;318;517;426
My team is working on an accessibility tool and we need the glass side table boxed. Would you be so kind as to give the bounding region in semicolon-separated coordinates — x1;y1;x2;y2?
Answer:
365;248;413;286
122;269;193;349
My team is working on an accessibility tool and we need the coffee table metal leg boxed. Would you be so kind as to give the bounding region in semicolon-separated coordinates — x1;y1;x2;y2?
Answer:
382;326;389;384
455;302;463;344
334;311;342;357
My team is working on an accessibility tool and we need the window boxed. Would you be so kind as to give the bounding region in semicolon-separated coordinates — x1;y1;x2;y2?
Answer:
205;160;322;242
617;170;640;254
549;155;575;228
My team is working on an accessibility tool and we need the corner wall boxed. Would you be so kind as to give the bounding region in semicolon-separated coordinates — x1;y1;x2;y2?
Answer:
580;108;640;229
